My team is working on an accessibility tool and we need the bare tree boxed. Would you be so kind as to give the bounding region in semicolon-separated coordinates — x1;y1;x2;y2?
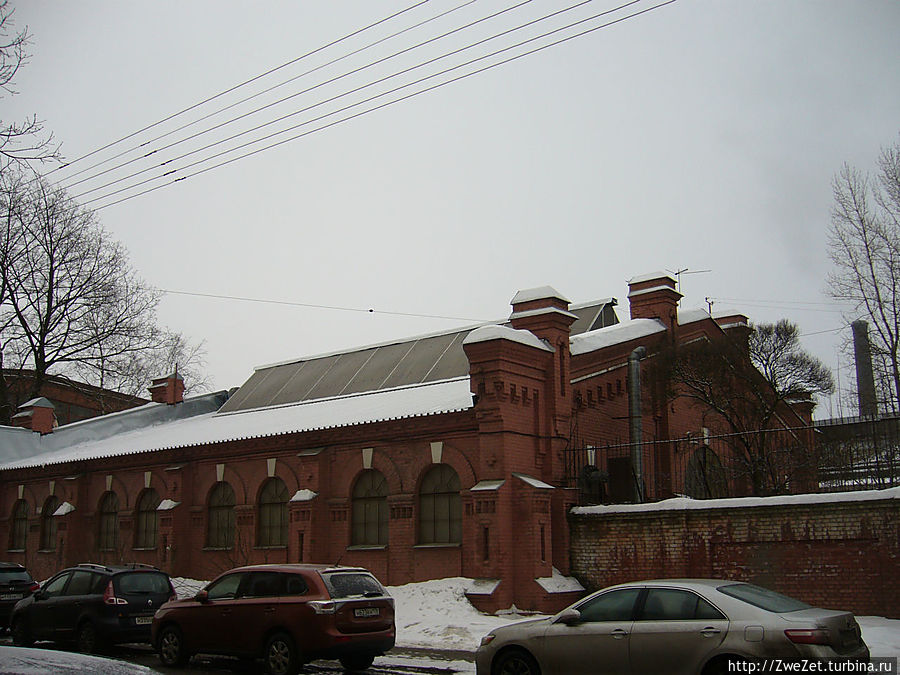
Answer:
0;1;60;173
828;137;900;413
0;170;206;422
658;321;833;496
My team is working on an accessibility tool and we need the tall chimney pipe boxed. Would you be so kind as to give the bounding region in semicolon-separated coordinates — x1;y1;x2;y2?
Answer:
851;320;878;418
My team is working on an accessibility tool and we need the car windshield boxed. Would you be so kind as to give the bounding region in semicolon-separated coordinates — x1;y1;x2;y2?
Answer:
116;572;170;594
323;572;385;599
717;583;811;613
0;570;31;583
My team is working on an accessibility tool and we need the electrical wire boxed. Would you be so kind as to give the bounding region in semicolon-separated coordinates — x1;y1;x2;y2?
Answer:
69;0;543;200
57;0;483;191
88;0;676;211
44;1;430;179
161;289;490;322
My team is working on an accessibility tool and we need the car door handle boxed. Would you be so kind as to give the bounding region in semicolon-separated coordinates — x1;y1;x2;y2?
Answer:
611;629;628;639
220;609;232;616
701;627;721;637
264;607;276;614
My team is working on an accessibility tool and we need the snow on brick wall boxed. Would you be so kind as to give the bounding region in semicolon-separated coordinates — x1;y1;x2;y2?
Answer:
568;495;900;618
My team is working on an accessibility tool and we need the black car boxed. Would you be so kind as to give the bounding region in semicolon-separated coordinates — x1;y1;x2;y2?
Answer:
11;563;175;653
0;563;38;629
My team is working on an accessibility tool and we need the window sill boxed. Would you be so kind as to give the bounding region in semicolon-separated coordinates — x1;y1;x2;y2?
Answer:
37;549;57;554
202;547;234;552
413;543;461;549
347;545;387;551
6;549;24;554
254;546;287;550
132;547;158;551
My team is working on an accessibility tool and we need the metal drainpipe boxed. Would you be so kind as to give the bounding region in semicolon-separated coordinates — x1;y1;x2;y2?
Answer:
628;346;647;503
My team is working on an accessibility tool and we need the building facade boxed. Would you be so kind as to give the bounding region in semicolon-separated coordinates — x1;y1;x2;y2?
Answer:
0;273;814;613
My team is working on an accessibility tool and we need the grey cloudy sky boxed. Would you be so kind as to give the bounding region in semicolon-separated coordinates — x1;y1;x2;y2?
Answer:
5;0;900;417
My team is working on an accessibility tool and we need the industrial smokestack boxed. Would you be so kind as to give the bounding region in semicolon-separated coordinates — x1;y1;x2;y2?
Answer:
851;320;878;418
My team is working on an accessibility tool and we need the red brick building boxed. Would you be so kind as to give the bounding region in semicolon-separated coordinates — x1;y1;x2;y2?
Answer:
0;273;814;613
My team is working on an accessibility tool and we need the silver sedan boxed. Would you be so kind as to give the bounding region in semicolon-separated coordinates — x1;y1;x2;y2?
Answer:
475;579;869;675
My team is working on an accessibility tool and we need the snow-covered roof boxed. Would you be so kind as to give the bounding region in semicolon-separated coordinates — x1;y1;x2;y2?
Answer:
569;318;667;355
628;271;674;285
513;473;554;489
511;286;570;305
290;489;318;502
571;486;900;515
509;306;579;322
678;308;712;325
0;378;475;470
535;567;585;593
463;325;553;352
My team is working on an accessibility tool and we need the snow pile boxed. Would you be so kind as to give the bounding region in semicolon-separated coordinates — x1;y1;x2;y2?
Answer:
0;647;153;673
858;617;900;659
387;577;541;651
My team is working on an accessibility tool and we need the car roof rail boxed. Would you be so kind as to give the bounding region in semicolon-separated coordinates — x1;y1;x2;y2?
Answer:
76;562;112;571
121;563;160;571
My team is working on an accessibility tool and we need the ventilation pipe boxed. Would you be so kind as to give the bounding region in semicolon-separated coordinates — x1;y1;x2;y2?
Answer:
628;346;647;502
851;320;878;418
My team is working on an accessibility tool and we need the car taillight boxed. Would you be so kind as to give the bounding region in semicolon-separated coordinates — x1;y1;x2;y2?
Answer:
785;628;830;645
103;580;128;606
28;582;39;593
308;600;336;614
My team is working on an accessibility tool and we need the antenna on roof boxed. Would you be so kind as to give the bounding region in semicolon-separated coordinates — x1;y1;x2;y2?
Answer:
666;268;712;304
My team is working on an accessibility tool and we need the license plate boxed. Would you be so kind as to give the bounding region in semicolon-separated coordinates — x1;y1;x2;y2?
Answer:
354;607;380;618
0;594;22;600
134;616;153;625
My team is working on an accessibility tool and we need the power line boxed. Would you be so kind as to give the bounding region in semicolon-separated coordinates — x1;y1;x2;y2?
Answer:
45;1;431;179
161;289;489;323
70;0;544;201
88;0;676;211
58;0;483;192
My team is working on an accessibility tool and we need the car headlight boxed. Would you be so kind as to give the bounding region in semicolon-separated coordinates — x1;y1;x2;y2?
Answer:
480;634;496;647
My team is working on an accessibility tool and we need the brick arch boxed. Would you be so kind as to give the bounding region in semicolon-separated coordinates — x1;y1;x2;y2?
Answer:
98;475;131;512
194;465;248;506
409;442;477;492
251;458;300;502
135;470;170;507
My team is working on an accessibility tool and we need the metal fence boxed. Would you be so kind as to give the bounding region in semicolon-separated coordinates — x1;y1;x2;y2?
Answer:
563;413;900;506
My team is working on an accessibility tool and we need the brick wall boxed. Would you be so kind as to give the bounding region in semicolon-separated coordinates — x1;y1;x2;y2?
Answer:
569;494;900;618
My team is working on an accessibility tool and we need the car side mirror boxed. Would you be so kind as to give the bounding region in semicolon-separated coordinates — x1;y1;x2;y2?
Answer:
555;608;582;625
194;590;209;603
33;590;45;601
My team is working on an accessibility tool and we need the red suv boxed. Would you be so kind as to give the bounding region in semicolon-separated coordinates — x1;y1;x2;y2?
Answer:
151;564;395;674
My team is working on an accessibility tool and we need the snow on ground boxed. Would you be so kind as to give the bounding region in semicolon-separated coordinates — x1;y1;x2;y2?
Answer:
169;576;900;662
0;647;153;673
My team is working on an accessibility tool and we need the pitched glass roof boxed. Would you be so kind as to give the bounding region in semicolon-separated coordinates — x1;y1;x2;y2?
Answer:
219;299;617;413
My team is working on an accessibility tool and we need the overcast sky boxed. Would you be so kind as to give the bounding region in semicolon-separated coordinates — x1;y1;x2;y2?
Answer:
5;0;899;417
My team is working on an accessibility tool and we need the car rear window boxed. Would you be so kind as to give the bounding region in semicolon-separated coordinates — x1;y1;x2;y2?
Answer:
717;583;810;613
116;572;171;594
322;572;385;599
0;570;31;583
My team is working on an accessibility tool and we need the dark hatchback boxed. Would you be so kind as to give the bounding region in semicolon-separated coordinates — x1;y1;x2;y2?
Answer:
11;563;175;653
0;563;38;629
152;563;395;674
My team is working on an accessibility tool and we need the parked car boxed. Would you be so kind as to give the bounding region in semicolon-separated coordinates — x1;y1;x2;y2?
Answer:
475;579;870;675
0;562;38;630
151;563;395;675
10;563;175;653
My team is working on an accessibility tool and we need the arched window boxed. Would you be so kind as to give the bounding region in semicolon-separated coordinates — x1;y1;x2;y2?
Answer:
40;496;59;551
418;464;461;545
134;489;160;549
207;482;236;549
351;470;388;546
97;492;119;551
257;478;288;547
9;500;28;551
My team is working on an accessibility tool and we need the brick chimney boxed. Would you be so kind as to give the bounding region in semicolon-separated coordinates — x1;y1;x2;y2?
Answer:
148;372;185;405
627;272;682;331
11;397;57;434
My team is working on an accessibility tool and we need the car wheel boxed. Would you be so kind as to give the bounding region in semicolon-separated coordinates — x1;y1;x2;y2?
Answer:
76;621;102;654
493;648;541;675
264;632;299;675
339;653;375;671
11;619;33;647
158;624;190;667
